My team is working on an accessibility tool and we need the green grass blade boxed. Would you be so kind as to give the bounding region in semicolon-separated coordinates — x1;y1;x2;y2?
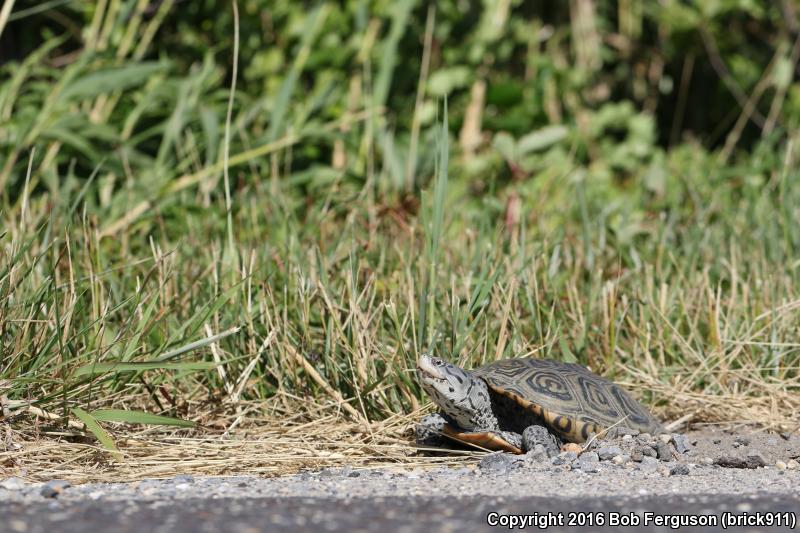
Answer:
72;407;122;461
74;361;219;376
90;409;196;427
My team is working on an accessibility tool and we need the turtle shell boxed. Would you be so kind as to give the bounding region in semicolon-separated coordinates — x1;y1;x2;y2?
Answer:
472;358;662;442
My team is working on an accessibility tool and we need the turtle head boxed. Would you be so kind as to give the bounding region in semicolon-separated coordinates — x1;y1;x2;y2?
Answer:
416;354;495;431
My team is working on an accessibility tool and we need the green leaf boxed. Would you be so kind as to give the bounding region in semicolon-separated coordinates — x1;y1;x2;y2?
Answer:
75;361;219;376
60;62;168;101
90;409;196;427
72;407;122;461
516;125;568;156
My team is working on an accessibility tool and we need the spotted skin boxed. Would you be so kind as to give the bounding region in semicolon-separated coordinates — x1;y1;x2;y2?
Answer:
416;355;662;454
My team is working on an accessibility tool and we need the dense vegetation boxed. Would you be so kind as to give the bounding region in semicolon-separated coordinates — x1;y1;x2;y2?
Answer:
1;1;799;442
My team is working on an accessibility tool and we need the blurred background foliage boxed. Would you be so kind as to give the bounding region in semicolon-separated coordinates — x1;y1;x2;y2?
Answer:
3;0;799;213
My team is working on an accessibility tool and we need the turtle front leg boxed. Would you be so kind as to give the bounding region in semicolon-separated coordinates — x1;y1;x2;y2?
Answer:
522;425;562;457
416;413;451;447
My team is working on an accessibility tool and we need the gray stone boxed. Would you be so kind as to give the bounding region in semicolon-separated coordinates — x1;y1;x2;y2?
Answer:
40;480;71;498
522;426;561;457
641;446;657;458
576;456;599;473
0;477;26;491
630;449;644;462
734;436;751;446
525;444;551;463
766;438;778;446
560;451;578;463
656;442;673;461
670;464;690;476
672;434;691;454
479;453;522;473
638;456;660;471
713;453;767;469
597;445;623;461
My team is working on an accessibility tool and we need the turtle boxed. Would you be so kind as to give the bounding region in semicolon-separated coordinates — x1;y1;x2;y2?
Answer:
415;354;663;455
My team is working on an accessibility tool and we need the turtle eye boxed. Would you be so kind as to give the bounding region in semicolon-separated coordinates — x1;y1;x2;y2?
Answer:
433;359;443;366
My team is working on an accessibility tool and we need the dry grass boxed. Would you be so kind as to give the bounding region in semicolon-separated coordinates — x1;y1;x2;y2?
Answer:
4;380;799;485
2;399;486;484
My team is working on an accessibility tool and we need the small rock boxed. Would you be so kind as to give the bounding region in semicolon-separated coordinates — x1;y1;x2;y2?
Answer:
40;480;71;498
787;460;799;470
551;455;566;466
766;438;778;446
561;443;582;454
672;434;691;454
598;446;623;461
780;432;792;441
479;453;522;473
714;453;766;469
612;455;628;465
638;456;660;471
746;453;767;468
630;449;644;462
700;457;714;465
732;442;740;448
735;436;751;446
576;457;599;473
560;451;578;463
642;446;657;458
658;434;672;444
670;464;690;476
0;478;26;491
713;438;721;444
775;461;787;470
525;444;551;463
639;433;651;440
622;435;632;441
658;466;671;477
656;442;673;461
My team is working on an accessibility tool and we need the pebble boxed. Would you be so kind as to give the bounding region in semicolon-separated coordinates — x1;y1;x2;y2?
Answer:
630;449;644;462
611;455;628;465
561;443;582;454
766;438;778;446
40;480;71;499
735;436;751;446
700;457;714;465
638;456;660;471
560;451;578;463
714;453;766;469
658;434;672;444
641;446;657;458
670;464;690;476
672;434;691;454
479;453;521;473
0;478;26;491
775;461;787;470
787;460;799;470
622;435;632;441
598;446;623;461
656;443;673;461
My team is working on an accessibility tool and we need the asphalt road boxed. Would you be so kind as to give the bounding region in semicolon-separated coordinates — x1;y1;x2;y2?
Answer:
1;493;798;533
